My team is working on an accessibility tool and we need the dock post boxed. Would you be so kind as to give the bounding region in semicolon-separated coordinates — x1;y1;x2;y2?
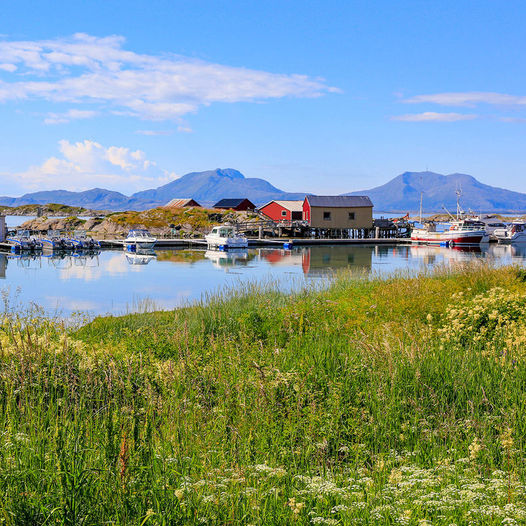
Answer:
259;225;263;239
375;226;380;239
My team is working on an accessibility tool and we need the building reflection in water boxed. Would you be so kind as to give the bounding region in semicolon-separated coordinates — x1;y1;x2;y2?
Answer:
259;246;373;277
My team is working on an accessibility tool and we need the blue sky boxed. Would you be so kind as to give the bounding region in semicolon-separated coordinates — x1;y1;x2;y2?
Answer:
1;0;525;197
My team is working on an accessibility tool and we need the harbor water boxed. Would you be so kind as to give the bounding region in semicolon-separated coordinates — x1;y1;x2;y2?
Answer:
1;243;525;317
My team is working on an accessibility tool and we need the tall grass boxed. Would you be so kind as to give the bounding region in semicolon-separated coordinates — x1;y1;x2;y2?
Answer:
1;264;526;524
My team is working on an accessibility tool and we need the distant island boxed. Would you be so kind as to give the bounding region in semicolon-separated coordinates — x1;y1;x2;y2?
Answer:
1;168;525;213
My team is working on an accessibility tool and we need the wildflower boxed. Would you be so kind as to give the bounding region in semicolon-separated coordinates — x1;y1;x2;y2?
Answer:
175;489;184;500
288;497;305;516
389;468;402;485
501;428;514;450
469;438;482;460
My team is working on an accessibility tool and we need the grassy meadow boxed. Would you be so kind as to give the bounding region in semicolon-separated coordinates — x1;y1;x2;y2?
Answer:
1;264;526;524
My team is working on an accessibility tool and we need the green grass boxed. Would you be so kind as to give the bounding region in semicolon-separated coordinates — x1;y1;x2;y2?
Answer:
1;264;526;524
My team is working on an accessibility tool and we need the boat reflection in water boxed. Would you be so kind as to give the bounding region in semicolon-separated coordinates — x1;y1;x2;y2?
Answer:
126;249;156;266
204;249;251;271
409;244;484;265
3;250;101;272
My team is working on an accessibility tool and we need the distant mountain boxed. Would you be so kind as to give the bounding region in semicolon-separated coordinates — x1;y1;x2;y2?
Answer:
0;188;130;210
128;168;305;209
347;171;526;213
2;168;525;213
0;169;305;211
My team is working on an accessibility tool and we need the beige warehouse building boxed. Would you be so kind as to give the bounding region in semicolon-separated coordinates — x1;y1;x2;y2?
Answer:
303;195;373;229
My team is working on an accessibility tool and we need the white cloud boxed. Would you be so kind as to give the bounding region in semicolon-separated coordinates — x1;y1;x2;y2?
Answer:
44;109;98;124
404;92;526;107
5;139;175;192
392;112;477;122
0;33;337;121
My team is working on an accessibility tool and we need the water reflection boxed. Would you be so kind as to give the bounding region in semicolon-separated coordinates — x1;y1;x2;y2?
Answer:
0;243;525;316
126;250;156;266
204;249;253;271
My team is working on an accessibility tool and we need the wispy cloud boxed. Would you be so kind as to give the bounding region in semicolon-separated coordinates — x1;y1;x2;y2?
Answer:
0;33;337;122
44;109;98;124
2;139;176;192
135;129;174;136
404;92;526;107
392;112;477;122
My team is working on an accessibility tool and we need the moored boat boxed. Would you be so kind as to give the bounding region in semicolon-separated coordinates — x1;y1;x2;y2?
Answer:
411;218;487;246
41;230;75;252
124;229;157;251
71;230;101;250
6;230;43;252
494;222;526;244
205;225;248;249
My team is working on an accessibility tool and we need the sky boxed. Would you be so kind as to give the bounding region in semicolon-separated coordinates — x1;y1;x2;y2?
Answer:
1;0;526;197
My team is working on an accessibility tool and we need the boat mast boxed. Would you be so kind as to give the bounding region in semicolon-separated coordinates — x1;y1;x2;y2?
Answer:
419;191;423;224
456;186;463;220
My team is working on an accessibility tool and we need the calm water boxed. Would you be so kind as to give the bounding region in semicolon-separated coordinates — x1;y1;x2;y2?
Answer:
1;244;525;317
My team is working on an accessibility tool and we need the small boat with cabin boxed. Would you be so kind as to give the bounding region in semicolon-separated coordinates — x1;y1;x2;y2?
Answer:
494;222;526;244
205;225;248;250
70;230;101;250
6;230;43;253
41;230;75;252
124;229;157;251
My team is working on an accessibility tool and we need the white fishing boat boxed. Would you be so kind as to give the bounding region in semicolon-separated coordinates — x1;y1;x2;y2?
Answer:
205;225;248;249
124;229;157;251
411;189;487;246
494;222;526;244
411;219;487;246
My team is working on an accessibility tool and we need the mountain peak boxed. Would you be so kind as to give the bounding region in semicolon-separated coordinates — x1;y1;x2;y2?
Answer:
215;168;244;180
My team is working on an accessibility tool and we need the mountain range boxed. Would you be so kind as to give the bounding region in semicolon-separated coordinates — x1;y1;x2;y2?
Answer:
348;171;526;213
1;168;525;213
0;169;305;211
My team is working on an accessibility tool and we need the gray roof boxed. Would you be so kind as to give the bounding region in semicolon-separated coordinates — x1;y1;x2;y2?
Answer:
306;195;373;208
213;198;255;208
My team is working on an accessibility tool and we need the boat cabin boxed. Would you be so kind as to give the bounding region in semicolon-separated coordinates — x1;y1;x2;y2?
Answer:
209;226;236;238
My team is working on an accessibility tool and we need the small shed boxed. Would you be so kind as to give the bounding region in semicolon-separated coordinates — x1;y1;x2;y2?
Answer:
213;198;256;211
259;200;304;222
164;198;201;208
303;195;373;229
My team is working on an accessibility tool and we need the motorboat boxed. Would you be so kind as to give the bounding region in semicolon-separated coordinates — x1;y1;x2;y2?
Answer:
494;222;526;244
124;229;157;251
6;230;43;252
41;230;75;252
70;230;101;250
205;225;248;249
411;218;487;246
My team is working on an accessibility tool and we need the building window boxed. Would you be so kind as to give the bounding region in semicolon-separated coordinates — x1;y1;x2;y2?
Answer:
348;212;355;220
323;211;331;221
281;210;287;217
